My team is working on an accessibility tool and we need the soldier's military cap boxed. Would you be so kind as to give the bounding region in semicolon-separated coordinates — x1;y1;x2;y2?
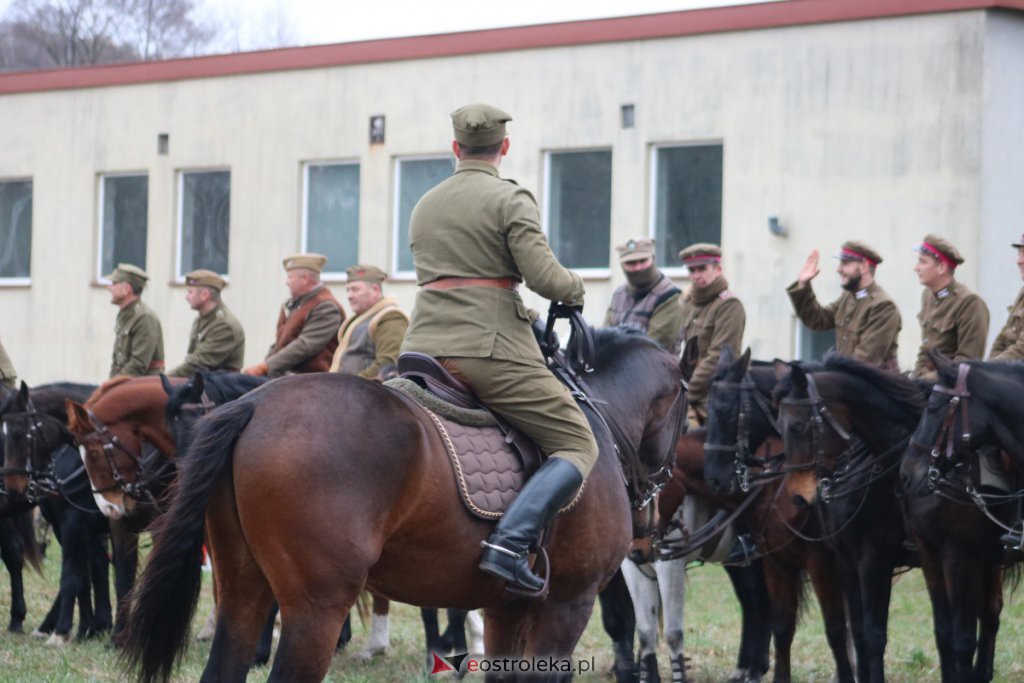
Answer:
678;243;723;267
836;240;883;266
106;263;149;290
450;103;512;147
346;264;387;285
184;269;227;290
616;238;655;264
1011;233;1024;249
282;253;328;273
915;234;964;269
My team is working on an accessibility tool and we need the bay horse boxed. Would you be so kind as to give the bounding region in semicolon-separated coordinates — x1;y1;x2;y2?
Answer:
900;349;1021;682
775;356;923;683
120;327;687;682
1;381;113;643
695;348;853;683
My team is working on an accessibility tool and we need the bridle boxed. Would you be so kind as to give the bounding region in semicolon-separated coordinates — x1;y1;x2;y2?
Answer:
79;409;155;503
704;376;783;492
779;374;858;504
911;364;972;490
542;304;686;510
0;397;54;480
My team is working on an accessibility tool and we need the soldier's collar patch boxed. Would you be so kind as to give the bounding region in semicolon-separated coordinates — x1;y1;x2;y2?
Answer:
855;288;868;299
937;287;950;299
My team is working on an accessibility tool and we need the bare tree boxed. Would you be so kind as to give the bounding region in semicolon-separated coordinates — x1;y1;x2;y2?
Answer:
0;0;214;72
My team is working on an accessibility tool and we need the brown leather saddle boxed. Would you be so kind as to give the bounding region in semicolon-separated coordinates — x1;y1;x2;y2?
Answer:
396;352;545;519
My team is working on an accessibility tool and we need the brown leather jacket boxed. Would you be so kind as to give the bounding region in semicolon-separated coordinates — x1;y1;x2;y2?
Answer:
273;287;343;373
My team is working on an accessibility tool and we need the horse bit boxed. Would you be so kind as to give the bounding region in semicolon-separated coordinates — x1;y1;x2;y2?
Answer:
704;377;781;493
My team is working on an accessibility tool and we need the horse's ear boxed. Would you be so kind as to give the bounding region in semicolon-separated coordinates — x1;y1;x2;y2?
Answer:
790;363;808;393
719;345;734;367
680;337;700;383
738;347;752;373
772;359;789;381
160;374;174;397
18;380;30;407
65;400;90;434
928;348;957;385
190;372;206;398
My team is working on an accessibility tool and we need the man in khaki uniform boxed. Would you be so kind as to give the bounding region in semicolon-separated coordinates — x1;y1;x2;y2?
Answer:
0;337;17;389
329;265;409;379
242;254;344;377
604;238;684;354
107;264;165;378
787;241;902;369
911;234;990;380
989;233;1024;361
402;103;594;593
168;270;246;377
678;244;745;423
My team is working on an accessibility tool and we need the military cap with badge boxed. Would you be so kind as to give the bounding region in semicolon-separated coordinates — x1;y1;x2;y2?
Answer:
346;264;388;285
915;234;965;269
282;253;328;273
678;243;723;268
106;263;149;291
616;238;655;263
184;269;227;290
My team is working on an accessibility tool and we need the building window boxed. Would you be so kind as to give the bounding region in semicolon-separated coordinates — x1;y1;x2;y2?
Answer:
394;156;454;274
544;150;612;270
795;320;836;361
98;174;149;280
178;170;230;278
650;144;723;269
0;179;32;282
303;162;360;277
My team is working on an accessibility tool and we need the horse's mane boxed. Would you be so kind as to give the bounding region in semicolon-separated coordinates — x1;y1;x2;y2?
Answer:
165;372;270;418
819;355;926;416
88;375;136;405
8;383;97;422
592;327;663;373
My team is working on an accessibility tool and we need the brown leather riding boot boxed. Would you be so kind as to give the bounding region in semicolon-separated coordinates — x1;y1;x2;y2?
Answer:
478;457;582;593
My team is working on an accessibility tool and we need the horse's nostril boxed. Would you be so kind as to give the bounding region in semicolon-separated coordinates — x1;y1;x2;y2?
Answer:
792;495;808;510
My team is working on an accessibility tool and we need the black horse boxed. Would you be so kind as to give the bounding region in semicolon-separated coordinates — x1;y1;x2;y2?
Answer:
900;349;1021;682
703;348;852;683
0;381;113;642
774;356;922;683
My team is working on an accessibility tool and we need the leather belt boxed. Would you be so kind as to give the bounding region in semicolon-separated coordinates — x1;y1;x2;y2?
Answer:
149;360;166;370
421;277;519;291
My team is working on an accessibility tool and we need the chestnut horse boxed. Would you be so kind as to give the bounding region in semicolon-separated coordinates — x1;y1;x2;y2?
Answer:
119;328;686;682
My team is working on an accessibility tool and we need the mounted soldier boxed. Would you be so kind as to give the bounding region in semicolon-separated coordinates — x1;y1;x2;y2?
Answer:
401;103;595;594
168;269;245;377
787;240;901;370
242;253;344;377
329;265;408;380
678;243;745;425
988;233;1024;361
604;237;684;354
911;234;989;381
106;263;165;378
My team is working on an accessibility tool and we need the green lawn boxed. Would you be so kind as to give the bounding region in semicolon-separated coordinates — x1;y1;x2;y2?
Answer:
2;543;1023;682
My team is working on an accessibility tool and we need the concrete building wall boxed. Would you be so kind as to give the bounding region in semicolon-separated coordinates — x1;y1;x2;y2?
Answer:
0;7;1019;383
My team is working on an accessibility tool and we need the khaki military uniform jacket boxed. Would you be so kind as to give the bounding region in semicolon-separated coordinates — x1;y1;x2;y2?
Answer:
912;280;990;379
787;280;901;367
110;300;165;378
401;159;584;367
680;278;745;408
329;297;409;378
168;303;246;377
0;337;16;389
989;287;1024;361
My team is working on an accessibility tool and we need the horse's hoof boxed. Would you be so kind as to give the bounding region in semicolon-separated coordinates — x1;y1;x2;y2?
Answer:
252;657;269;667
726;669;747;683
30;629;50;640
45;632;70;647
358;644;388;660
7;622;24;634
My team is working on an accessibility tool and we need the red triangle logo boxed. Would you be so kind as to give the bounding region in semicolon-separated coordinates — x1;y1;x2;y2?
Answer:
430;652;455;675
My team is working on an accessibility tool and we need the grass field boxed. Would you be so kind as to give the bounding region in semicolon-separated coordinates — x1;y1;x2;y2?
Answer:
2;540;1024;682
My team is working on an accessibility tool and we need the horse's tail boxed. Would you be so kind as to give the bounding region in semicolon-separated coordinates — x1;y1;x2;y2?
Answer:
13;509;42;572
119;398;256;683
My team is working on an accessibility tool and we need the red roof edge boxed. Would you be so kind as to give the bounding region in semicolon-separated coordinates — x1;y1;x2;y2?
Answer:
1;0;1022;95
